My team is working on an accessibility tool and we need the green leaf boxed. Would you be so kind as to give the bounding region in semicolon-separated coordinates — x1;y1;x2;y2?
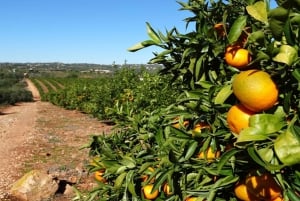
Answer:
256;146;274;162
194;55;205;82
246;1;268;24
236;127;268;144
152;169;173;193
291;13;300;25
274;129;300;166
217;149;241;173
114;172;127;189
292;69;300;81
120;156;136;169
268;6;289;40
247;146;285;171
126;170;137;197
273;44;298;66
247;30;266;45
127;40;157;52
287;188;300;201
146;22;161;44
214;84;232;105
184;140;199;160
236;113;285;144
228;16;247;44
248;113;285;134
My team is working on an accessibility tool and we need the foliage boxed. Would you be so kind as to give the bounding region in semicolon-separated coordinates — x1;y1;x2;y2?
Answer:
0;70;33;105
78;0;300;201
32;67;180;121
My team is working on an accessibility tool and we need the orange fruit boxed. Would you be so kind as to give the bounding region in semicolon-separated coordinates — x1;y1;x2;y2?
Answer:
172;117;189;129
225;46;252;68
198;147;220;161
94;169;107;183
245;172;282;200
193;123;210;133
271;197;284;201
141;167;155;183
226;104;255;134
214;23;226;37
163;183;172;196
232;70;279;112
142;184;159;200
234;172;282;201
185;197;198;201
234;181;260;201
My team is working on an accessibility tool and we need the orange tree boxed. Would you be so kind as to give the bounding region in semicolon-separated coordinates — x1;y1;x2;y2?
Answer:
76;0;300;200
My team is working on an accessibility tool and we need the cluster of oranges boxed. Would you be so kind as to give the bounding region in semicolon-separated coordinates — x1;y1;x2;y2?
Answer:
172;118;221;162
140;167;173;200
223;26;279;135
220;25;282;200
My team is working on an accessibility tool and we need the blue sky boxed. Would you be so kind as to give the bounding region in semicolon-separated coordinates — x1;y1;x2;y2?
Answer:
0;0;277;65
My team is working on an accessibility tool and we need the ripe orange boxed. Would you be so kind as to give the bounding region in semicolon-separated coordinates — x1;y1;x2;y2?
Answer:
89;156;100;166
198;147;220;161
172;117;189;129
193;123;210;133
225;46;252;69
245;172;282;200
142;184;159;200
234;181;259;201
185;197;198;201
214;23;226;37
271;197;284;201
163;183;172;196
234;172;282;201
94;169;107;183
141;167;155;183
226;104;255;134
232;70;278;112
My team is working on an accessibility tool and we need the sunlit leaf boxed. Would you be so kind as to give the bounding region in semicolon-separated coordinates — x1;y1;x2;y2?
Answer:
256;146;274;162
127;40;157;52
146;22;161;44
248;113;285;134
274;129;300;166
246;1;268;24
273;44;298;66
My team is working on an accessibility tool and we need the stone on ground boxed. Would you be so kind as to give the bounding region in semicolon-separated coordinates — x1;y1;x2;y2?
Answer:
10;169;58;201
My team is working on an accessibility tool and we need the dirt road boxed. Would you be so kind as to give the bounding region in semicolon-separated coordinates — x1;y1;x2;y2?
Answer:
0;79;112;199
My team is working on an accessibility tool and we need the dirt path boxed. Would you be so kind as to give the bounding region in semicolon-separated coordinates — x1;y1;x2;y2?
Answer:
0;79;112;200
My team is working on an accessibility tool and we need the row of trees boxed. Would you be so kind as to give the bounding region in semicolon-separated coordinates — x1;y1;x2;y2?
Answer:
0;69;33;105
